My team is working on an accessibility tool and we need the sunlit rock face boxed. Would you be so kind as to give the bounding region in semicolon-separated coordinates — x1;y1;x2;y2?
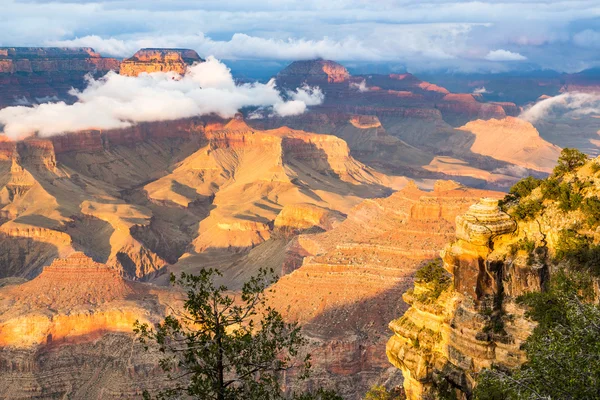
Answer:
119;48;204;76
0;252;171;397
387;197;543;400
457;117;562;174
0;47;119;108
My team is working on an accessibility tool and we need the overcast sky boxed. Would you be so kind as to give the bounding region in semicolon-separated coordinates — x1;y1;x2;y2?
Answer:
2;0;600;73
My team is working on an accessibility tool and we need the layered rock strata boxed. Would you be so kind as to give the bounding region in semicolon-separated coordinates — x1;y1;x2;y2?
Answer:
0;252;171;397
119;48;203;76
267;181;503;399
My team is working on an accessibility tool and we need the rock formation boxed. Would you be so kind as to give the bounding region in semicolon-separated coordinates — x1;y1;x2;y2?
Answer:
0;252;172;397
119;48;203;76
0;47;119;108
387;158;600;399
386;198;528;399
276;59;351;87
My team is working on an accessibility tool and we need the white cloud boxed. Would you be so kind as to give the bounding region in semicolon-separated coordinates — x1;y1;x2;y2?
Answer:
350;80;369;92
288;84;324;105
473;86;489;94
492;165;529;178
2;0;600;71
0;57;324;139
520;92;600;123
273;100;308;117
484;49;527;61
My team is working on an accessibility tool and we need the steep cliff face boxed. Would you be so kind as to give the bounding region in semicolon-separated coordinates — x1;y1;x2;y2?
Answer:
0;47;119;108
386;198;532;399
387;157;600;399
119;48;203;76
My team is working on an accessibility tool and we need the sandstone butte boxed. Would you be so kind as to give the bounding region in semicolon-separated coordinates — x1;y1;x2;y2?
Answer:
386;157;600;399
276;59;351;86
119;48;204;76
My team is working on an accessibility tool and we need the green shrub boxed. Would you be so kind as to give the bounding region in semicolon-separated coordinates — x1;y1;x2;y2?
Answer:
553;148;588;177
540;177;561;199
557;184;583;211
415;261;452;301
541;179;582;212
581;196;600;227
509;238;536;263
555;230;600;276
498;176;542;210
510;200;543;220
364;385;405;400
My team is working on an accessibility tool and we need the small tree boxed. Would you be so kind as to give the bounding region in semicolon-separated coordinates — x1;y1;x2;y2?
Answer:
553;148;587;177
364;385;405;400
135;268;337;400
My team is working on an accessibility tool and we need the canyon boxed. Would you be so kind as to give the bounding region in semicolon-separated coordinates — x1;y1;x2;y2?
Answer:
0;46;599;399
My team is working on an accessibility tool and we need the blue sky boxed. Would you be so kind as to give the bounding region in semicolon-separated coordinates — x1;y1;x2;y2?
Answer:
2;0;600;72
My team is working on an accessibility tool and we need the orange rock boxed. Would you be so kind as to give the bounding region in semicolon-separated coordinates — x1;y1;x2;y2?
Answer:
119;48;204;77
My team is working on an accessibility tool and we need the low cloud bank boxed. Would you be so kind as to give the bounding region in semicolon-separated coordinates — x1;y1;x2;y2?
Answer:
484;49;527;61
520;92;600;123
0;56;324;139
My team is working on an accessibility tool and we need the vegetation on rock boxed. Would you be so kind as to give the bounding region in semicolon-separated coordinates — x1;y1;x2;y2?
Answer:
364;385;405;400
414;261;452;301
475;272;600;400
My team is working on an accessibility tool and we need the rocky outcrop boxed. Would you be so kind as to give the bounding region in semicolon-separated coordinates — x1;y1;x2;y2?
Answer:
16;139;57;171
119;48;203;76
386;198;525;400
0;47;119;108
386;158;600;400
274;203;345;236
